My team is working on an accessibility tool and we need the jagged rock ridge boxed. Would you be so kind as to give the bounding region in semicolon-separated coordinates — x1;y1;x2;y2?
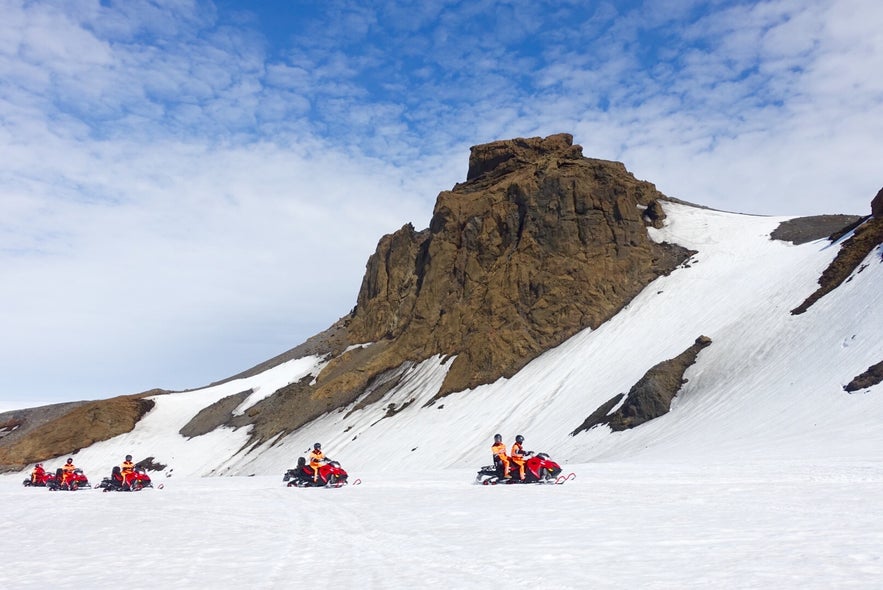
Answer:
792;186;883;315
339;135;691;390
572;336;713;434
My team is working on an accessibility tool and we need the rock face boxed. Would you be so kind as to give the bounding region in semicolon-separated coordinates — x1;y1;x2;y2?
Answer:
792;187;883;315
872;187;883;217
332;134;693;401
572;336;713;434
770;215;863;245
0;396;157;471
844;360;883;393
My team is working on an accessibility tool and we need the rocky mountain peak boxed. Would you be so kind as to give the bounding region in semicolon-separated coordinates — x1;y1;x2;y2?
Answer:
465;133;582;182
335;134;693;404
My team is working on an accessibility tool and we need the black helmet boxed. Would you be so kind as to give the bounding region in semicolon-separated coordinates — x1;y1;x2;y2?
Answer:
493;434;502;443
125;455;132;461
515;435;524;444
66;458;73;464
313;442;321;450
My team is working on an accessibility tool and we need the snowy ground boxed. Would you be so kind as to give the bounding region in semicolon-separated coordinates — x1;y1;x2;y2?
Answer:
2;460;882;589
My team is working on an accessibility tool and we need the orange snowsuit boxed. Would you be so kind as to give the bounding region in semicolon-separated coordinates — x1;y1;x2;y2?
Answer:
510;441;527;480
491;441;510;478
61;461;77;486
31;465;45;484
309;449;325;482
120;460;135;487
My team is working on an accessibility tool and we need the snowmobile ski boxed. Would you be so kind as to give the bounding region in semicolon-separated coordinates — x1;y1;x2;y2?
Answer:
555;472;576;485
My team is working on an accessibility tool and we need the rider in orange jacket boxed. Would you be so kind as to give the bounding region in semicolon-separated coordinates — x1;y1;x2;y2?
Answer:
491;434;511;478
30;463;45;484
510;434;531;480
120;455;135;488
61;457;77;487
309;443;325;482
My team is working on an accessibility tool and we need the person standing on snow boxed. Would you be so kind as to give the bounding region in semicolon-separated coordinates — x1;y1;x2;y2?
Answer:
491;434;511;479
308;443;325;482
510;434;531;480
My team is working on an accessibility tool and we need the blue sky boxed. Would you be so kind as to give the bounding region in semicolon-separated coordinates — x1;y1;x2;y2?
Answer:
1;0;881;405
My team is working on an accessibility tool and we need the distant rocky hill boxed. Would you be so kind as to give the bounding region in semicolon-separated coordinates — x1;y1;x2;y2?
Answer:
1;135;880;472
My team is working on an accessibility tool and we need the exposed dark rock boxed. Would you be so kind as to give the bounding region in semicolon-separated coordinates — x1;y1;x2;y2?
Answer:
337;133;694;403
225;375;340;442
0;417;23;439
0;401;89;450
571;394;625;436
643;199;667;229
791;188;883;315
0;395;158;472
771;215;863;245
573;336;712;434
791;214;883;315
466;133;580;182
135;456;168;472
844;360;883;393
179;390;253;438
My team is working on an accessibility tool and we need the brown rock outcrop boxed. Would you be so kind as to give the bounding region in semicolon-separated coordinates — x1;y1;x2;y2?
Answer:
236;134;695;444
771;215;863;245
0;395;156;471
330;134;693;402
179;390;253;438
844;360;883;393
792;187;883;315
643;199;667;229
572;335;712;434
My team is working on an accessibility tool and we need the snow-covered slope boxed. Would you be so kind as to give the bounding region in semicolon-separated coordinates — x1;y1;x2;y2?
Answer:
21;202;880;479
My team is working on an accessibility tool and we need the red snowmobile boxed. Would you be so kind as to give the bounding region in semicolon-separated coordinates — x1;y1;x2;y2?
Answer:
49;468;91;491
283;456;349;488
22;465;56;487
96;466;153;491
475;451;564;485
